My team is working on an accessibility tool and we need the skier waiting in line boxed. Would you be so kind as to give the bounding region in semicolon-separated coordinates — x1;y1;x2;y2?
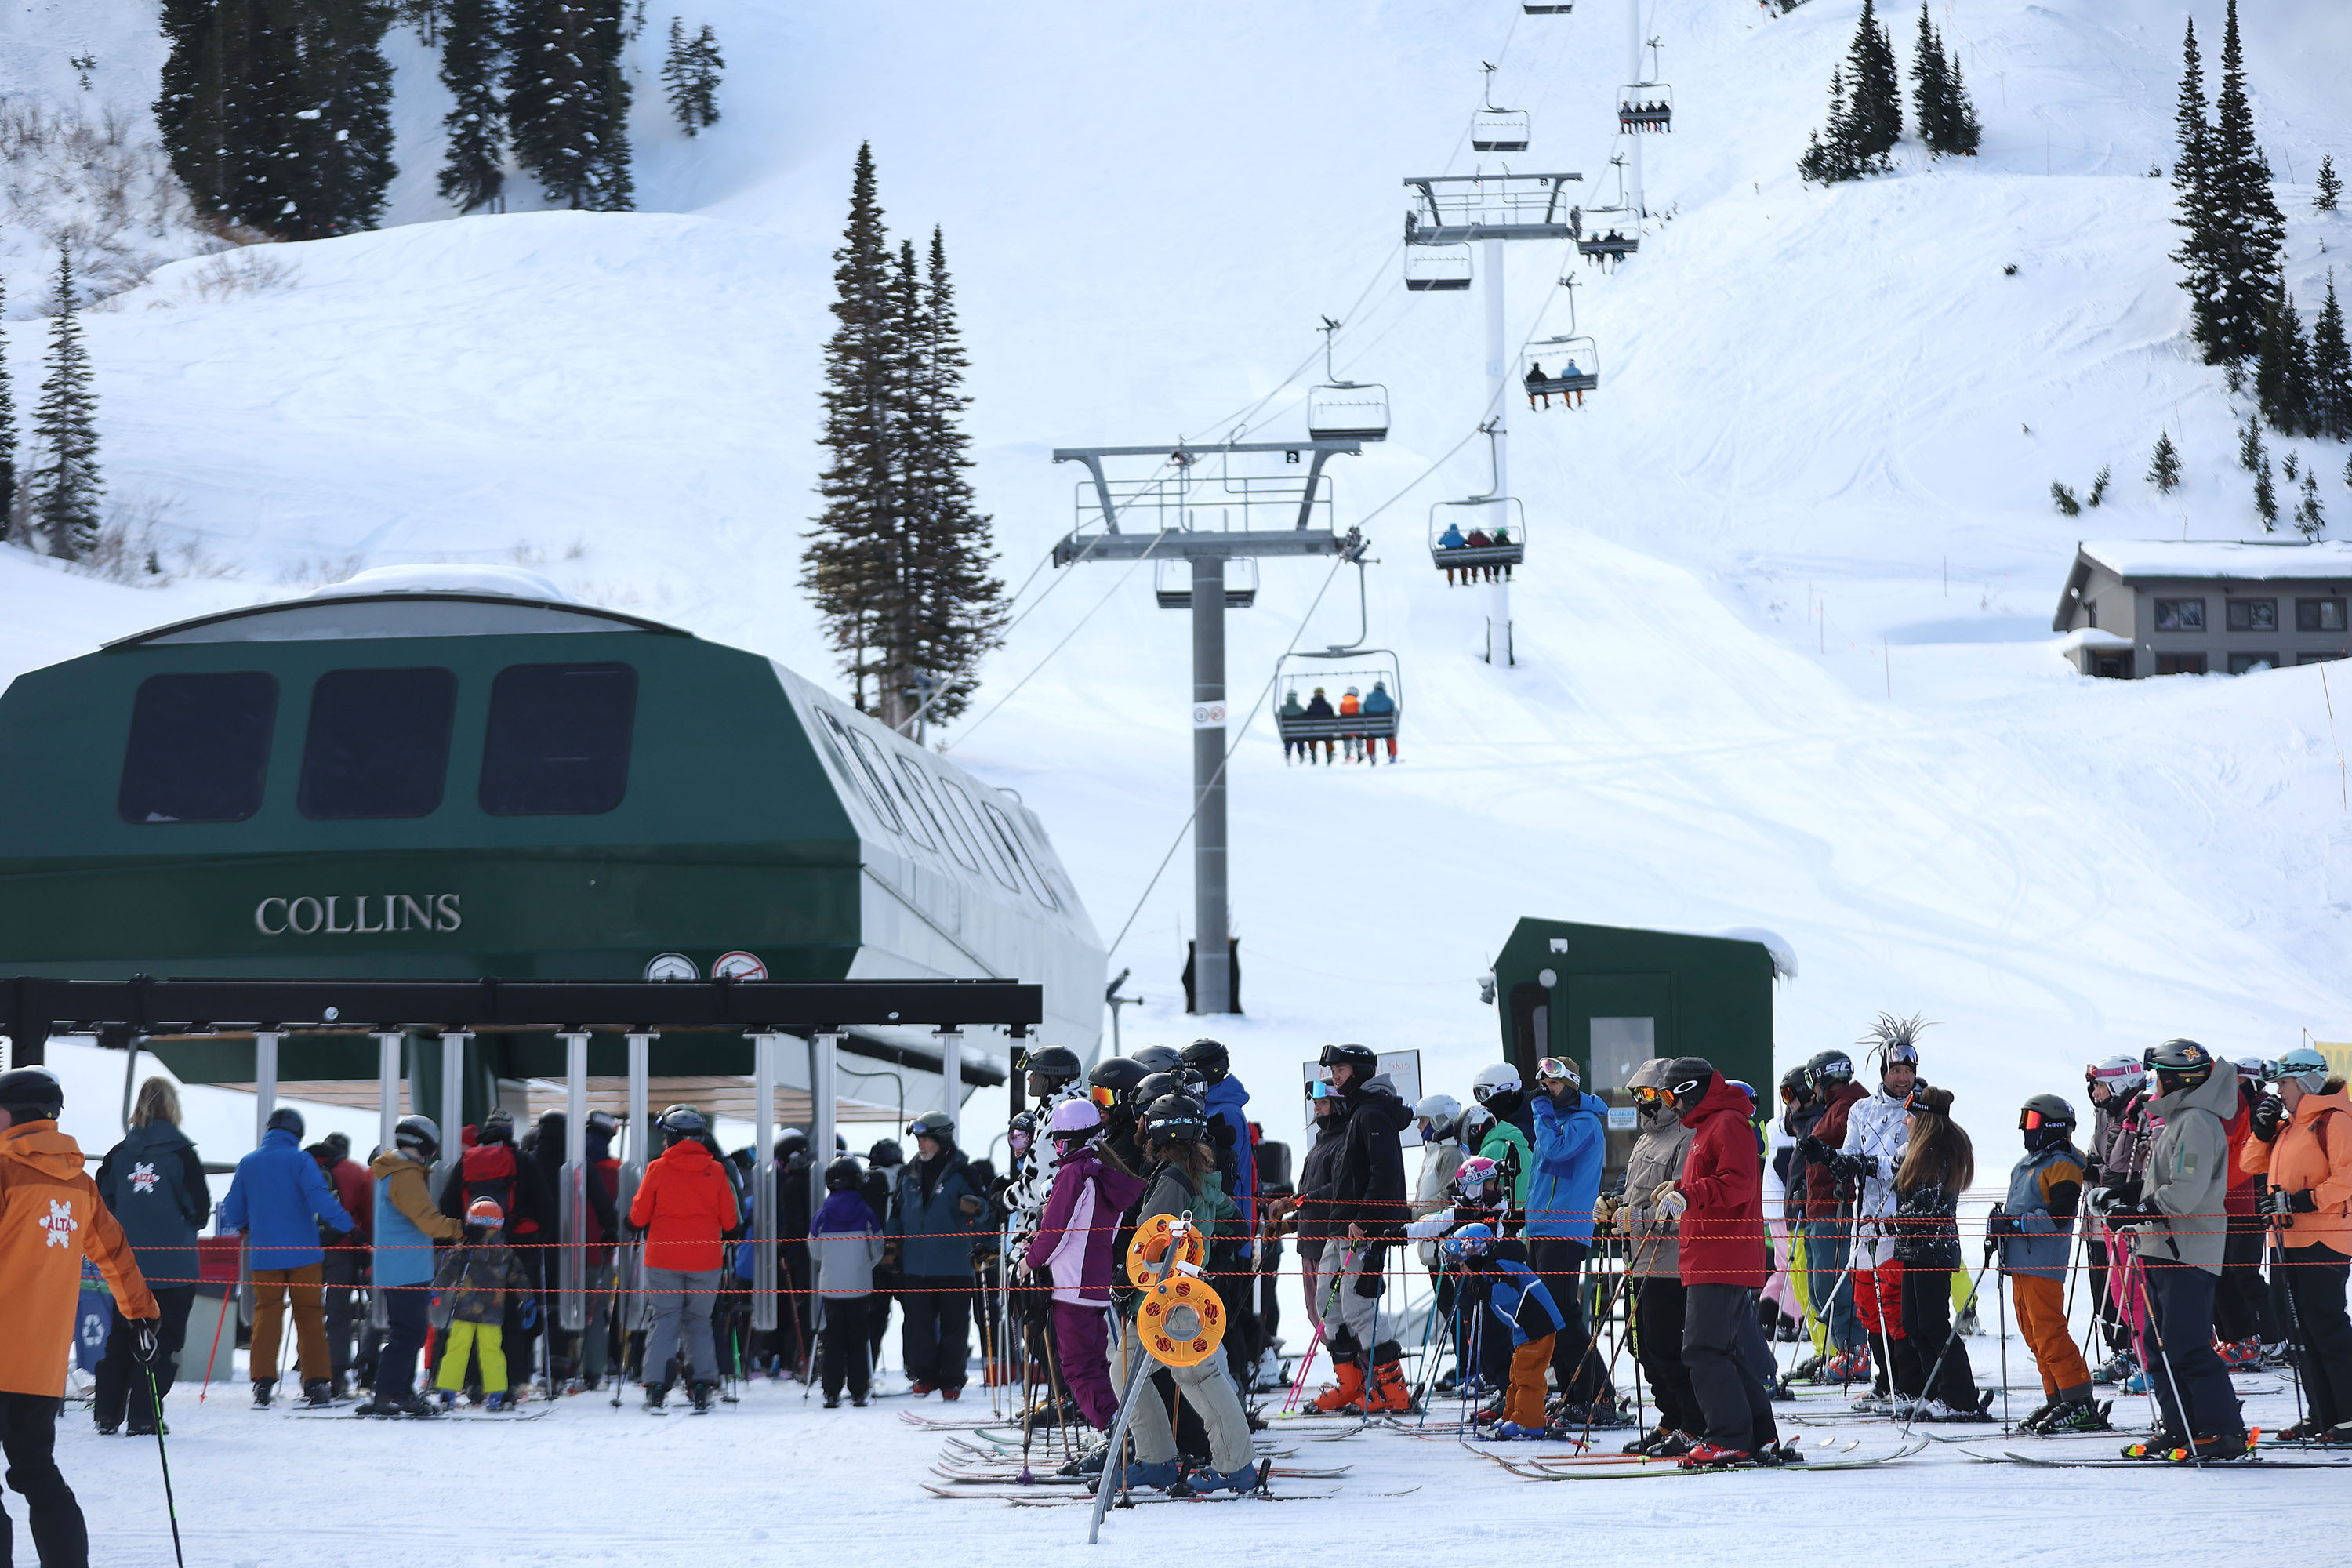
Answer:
1470;1065;1534;1207
1526;1056;1619;1422
2082;1056;2150;1386
1989;1094;2104;1433
1027;1097;1144;1430
430;1198;534;1412
93;1077;210;1437
361;1115;466;1418
2243;1045;2352;1444
1309;1044;1414;1415
886;1111;989;1400
629;1104;739;1411
1795;1048;1869;1382
1439;1221;1565;1439
1888;1085;1988;1421
809;1156;886;1408
218;1105;356;1409
1609;1058;1702;1456
1800;1017;1922;1412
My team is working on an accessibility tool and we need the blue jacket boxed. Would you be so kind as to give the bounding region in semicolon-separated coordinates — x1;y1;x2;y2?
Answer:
1526;1090;1608;1243
217;1127;356;1269
1468;1240;1565;1347
890;1150;984;1279
1203;1074;1256;1246
95;1120;210;1289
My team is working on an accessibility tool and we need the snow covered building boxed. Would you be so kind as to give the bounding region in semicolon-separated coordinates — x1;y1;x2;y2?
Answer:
2053;540;2352;679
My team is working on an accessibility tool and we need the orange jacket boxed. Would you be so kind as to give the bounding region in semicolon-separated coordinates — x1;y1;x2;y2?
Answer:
0;1120;159;1396
626;1139;739;1273
2245;1089;2352;1254
1339;694;1362;717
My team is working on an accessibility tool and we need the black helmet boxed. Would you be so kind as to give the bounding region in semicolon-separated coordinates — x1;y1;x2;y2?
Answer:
322;1131;351;1160
868;1138;904;1168
1181;1039;1231;1083
1140;1093;1209;1145
908;1111;956;1144
1131;1071;1183;1113
2020;1093;2075;1151
1318;1043;1379;1076
267;1105;306;1138
478;1107;515;1145
655;1104;707;1141
0;1065;63;1125
1778;1065;1812;1102
775;1128;809;1160
1663;1056;1716;1111
1021;1046;1083;1086
1128;1045;1183;1076
394;1113;440;1158
586;1109;620;1140
1804;1049;1855;1091
2147;1039;2216;1098
536;1109;565;1140
1090;1057;1148;1100
825;1156;863;1191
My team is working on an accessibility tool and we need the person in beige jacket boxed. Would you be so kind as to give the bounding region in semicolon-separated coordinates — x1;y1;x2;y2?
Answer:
1603;1058;1699;1455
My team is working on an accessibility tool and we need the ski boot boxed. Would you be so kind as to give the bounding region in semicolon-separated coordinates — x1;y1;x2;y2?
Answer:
251;1381;276;1410
1624;1425;1676;1455
2119;1432;2190;1461
1791;1352;1825;1381
851;1392;869;1408
2092;1351;2134;1386
300;1379;336;1408
939;1385;961;1403
1311;1359;1367;1414
1195;1459;1272;1494
484;1392;510;1413
1676;1441;1754;1470
128;1416;170;1437
644;1381;669;1410
94;1416;120;1436
1494;1421;1564;1442
1365;1344;1414;1413
1058;1445;1110;1479
2277;1419;2352;1445
2041;1399;2112;1434
1766;1376;1799;1403
439;1390;459;1410
1114;1459;1183;1491
689;1380;716;1412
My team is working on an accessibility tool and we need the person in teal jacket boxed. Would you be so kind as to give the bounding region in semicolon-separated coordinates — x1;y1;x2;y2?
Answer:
1526;1058;1617;1414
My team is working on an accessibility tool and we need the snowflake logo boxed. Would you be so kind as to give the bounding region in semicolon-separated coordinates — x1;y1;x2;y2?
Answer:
41;1199;78;1250
129;1161;159;1194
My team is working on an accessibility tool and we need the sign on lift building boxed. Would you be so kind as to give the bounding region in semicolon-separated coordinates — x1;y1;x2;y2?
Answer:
2053;539;2352;679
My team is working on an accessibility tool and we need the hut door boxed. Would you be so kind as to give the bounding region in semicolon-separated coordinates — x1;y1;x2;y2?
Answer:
1567;972;1674;1094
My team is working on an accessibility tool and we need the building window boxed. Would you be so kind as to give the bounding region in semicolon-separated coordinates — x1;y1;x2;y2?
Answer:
118;671;278;823
479;662;637;815
2298;652;2347;666
2226;598;2278;633
2154;652;2209;676
2153;598;2205;632
2091;652;2134;680
2226;652;2278;676
2297;598;2347;633
297;667;457;820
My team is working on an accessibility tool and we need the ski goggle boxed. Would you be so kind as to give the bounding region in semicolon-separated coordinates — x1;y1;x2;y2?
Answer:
1881;1044;1919;1068
1534;1056;1578;1087
1630;1085;1673;1108
1305;1079;1343;1102
2018;1109;2071;1132
1091;1084;1118;1107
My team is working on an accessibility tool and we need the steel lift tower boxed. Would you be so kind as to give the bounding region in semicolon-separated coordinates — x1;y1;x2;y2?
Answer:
1050;439;1363;1015
1402;171;1580;666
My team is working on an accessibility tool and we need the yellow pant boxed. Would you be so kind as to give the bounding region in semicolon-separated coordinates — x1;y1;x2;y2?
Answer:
437;1321;508;1394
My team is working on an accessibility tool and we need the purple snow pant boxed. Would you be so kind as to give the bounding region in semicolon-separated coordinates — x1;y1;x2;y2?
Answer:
1052;1301;1117;1430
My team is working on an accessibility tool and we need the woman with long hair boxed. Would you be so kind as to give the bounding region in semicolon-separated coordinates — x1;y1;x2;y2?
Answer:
93;1076;209;1434
1892;1085;1988;1420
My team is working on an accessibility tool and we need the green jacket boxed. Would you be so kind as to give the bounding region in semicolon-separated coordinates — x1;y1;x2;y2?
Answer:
1480;1120;1534;1207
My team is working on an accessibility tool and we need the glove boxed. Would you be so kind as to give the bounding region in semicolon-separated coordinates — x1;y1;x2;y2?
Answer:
956;1194;985;1216
132;1318;161;1359
2284;1189;2321;1214
2250;1094;2286;1143
1655;1186;1688;1219
1352;1269;1385;1298
1592;1194;1621;1226
1985;1204;2013;1240
1797;1134;1828;1166
519;1295;539;1329
2093;1178;2143;1211
1830;1149;1875;1183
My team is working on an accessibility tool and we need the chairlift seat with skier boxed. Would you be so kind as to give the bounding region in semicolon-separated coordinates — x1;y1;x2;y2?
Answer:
1404;246;1473;292
1272;651;1404;762
1521;336;1599;403
1618;84;1674;132
1429;498;1526;576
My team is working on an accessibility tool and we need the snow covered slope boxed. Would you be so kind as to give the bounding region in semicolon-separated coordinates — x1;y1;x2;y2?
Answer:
4;0;2351;1134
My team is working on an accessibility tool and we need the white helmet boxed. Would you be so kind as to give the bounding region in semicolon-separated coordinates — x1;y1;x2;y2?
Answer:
1414;1094;1463;1141
1470;1064;1520;1105
1458;1104;1496;1146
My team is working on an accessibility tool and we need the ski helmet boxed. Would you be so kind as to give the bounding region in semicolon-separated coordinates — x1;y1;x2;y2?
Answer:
1127;1045;1184;1076
1779;1066;1813;1104
868;1138;904;1168
1805;1050;1856;1091
907;1112;956;1145
1414;1093;1463;1142
586;1109;620;1141
0;1065;64;1125
1048;1098;1102;1138
775;1128;809;1160
1469;1063;1521;1104
2275;1046;2331;1095
1439;1222;1496;1263
1318;1043;1379;1078
1728;1080;1758;1106
466;1197;505;1228
394;1114;441;1159
655;1104;708;1141
1088;1056;1148;1109
1140;1093;1210;1146
1453;1155;1502;1200
1020;1046;1083;1089
266;1105;306;1139
1663;1057;1716;1112
1534;1057;1582;1093
2085;1056;2146;1099
2019;1094;2076;1152
1180;1039;1232;1084
1131;1070;1184;1114
825;1156;863;1191
2146;1039;2216;1099
1458;1104;1496;1146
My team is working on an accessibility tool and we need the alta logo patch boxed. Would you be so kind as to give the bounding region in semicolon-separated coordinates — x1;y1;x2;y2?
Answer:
130;1161;159;1195
41;1199;78;1249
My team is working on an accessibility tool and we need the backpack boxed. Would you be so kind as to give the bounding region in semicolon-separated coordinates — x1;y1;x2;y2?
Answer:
462;1142;538;1236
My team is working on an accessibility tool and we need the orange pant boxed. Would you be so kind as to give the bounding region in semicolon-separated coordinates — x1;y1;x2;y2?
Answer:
249;1264;328;1384
1508;1333;1556;1428
2009;1272;2090;1396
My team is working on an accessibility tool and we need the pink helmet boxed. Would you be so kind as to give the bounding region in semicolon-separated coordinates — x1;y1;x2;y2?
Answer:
1047;1098;1102;1137
1454;1156;1502;1197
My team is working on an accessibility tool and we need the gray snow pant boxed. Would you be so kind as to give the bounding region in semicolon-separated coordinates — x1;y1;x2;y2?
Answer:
1116;1337;1254;1473
642;1267;720;1387
1313;1246;1384;1363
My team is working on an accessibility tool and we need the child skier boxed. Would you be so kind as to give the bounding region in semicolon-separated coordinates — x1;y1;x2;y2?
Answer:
809;1156;886;1408
1437;1221;1565;1438
1988;1094;2103;1432
431;1197;533;1410
1027;1097;1145;1431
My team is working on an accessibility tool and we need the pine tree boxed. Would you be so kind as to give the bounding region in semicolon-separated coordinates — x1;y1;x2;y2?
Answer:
2254;456;2278;531
0;267;14;544
2312;273;2352;440
2170;18;2224;362
2241;410;2266;473
508;0;634;210
662;19;723;135
1943;47;1982;157
2297;470;2326;537
1911;4;1952;154
1798;68;1862;185
29;246;102;561
437;0;506;212
281;0;398;238
1846;0;1902;167
2149;430;2183;492
804;143;902;715
2319;154;2342;213
2201;0;2286;363
2254;291;2315;436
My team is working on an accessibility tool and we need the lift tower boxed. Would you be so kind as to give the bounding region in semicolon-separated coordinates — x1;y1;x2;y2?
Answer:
1402;171;1580;666
1050;439;1363;1015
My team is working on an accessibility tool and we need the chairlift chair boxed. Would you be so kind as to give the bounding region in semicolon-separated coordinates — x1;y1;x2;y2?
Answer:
1618;84;1673;133
1155;557;1258;610
1576;210;1639;263
1472;106;1531;153
1520;336;1599;407
1308;383;1391;442
1272;649;1405;767
1404;246;1473;292
1521;2;1573;12
1428;497;1526;582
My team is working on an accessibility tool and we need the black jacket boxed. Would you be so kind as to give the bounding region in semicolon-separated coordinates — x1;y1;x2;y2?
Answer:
1332;1075;1413;1243
1294;1118;1349;1254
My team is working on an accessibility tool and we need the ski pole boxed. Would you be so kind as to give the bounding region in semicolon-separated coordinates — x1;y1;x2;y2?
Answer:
2132;1259;2204;1450
141;1362;187;1568
1992;1240;2013;1431
1897;1255;1992;1437
2264;1204;2310;1436
196;1289;229;1405
1576;1229;1661;1449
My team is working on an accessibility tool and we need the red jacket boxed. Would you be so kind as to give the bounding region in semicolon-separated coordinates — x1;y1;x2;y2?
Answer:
628;1139;739;1273
328;1157;374;1245
1676;1073;1769;1288
1802;1080;1867;1218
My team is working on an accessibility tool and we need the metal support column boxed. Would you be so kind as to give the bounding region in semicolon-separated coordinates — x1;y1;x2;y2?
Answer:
1483;236;1513;667
1191;552;1232;1013
1628;0;1646;217
242;1029;282;1328
435;1033;467;1198
937;1026;964;1118
375;1032;402;1160
809;1033;840;1366
620;1033;653;1329
559;1032;590;1334
751;1033;779;1334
